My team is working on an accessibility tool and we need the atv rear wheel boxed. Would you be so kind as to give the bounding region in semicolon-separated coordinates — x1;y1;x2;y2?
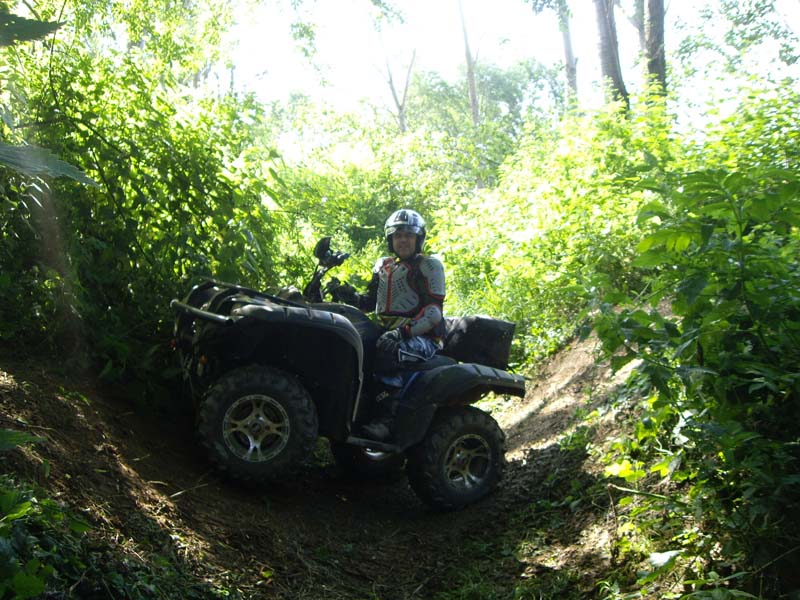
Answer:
197;365;318;484
330;442;405;479
406;406;505;510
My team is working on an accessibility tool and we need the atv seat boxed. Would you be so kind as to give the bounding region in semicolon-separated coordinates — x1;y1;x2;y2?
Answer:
400;353;456;371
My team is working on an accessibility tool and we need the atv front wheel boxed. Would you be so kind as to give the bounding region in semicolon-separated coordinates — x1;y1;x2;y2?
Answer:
330;442;405;479
406;406;505;510
197;365;318;484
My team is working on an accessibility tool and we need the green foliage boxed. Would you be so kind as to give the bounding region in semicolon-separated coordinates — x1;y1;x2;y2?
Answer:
0;3;798;597
0;5;60;47
674;0;799;84
594;82;800;597
436;95;673;362
404;60;564;187
0;8;93;186
0;7;295;396
0;476;76;600
0;429;44;452
0;428;230;598
0;145;96;185
0;471;231;599
0;431;66;600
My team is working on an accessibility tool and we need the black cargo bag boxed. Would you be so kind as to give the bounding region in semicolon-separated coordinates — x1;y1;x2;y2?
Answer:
440;316;516;370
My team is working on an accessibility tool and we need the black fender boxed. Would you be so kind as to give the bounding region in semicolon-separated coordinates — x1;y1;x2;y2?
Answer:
392;363;526;450
179;301;366;439
233;304;366;439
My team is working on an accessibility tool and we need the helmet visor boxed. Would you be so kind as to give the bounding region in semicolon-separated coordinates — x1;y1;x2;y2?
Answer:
386;223;422;236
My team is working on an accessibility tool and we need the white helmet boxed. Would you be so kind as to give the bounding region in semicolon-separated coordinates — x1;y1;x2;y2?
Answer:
385;208;426;254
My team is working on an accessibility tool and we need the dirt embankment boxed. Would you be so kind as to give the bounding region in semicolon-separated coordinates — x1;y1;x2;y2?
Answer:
0;339;632;599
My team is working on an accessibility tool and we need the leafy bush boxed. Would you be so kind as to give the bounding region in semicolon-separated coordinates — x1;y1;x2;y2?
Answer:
435;97;674;363
0;429;76;599
594;83;800;597
0;14;297;398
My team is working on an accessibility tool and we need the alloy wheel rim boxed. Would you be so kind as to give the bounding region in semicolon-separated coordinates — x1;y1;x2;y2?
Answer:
442;433;491;491
223;394;290;462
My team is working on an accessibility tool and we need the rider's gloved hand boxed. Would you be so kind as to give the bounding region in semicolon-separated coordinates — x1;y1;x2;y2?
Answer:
323;277;341;292
375;327;416;373
325;279;359;305
376;325;412;351
376;328;403;356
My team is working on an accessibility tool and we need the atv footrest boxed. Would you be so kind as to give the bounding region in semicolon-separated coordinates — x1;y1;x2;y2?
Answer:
344;436;400;453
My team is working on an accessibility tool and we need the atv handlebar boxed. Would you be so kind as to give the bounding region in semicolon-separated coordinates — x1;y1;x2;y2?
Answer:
303;241;351;302
321;250;350;268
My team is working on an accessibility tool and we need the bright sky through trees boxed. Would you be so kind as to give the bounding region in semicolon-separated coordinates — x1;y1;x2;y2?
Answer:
228;0;610;110
226;0;800;113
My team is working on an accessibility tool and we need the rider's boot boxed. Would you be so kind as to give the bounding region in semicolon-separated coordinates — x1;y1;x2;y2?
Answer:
360;391;398;441
361;419;392;441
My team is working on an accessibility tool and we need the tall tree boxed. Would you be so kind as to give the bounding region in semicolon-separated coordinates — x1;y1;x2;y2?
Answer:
644;0;666;91
615;0;665;92
385;51;416;132
529;0;578;104
459;1;480;126
617;0;645;51
593;0;629;108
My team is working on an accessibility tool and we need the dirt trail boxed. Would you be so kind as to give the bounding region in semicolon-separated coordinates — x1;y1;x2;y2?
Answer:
0;338;631;599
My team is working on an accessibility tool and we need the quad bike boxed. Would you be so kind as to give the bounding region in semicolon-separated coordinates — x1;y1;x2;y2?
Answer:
170;238;526;510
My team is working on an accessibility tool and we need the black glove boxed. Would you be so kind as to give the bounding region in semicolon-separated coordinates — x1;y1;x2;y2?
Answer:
325;278;359;305
376;328;403;355
374;327;416;373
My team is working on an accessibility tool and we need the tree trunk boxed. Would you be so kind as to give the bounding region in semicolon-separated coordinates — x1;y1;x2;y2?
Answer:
459;1;480;126
645;0;666;92
556;0;578;104
617;0;645;52
593;0;629;109
386;51;416;133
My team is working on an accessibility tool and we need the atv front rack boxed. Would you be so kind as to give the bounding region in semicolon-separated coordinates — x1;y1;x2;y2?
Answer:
170;299;234;325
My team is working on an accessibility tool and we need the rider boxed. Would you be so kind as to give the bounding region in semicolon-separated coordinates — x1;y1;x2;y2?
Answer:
331;208;446;440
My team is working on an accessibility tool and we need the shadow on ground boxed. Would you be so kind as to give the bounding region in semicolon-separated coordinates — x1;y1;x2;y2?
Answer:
0;346;621;600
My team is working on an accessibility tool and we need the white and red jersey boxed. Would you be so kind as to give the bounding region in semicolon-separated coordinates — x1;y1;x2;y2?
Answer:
361;254;446;338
